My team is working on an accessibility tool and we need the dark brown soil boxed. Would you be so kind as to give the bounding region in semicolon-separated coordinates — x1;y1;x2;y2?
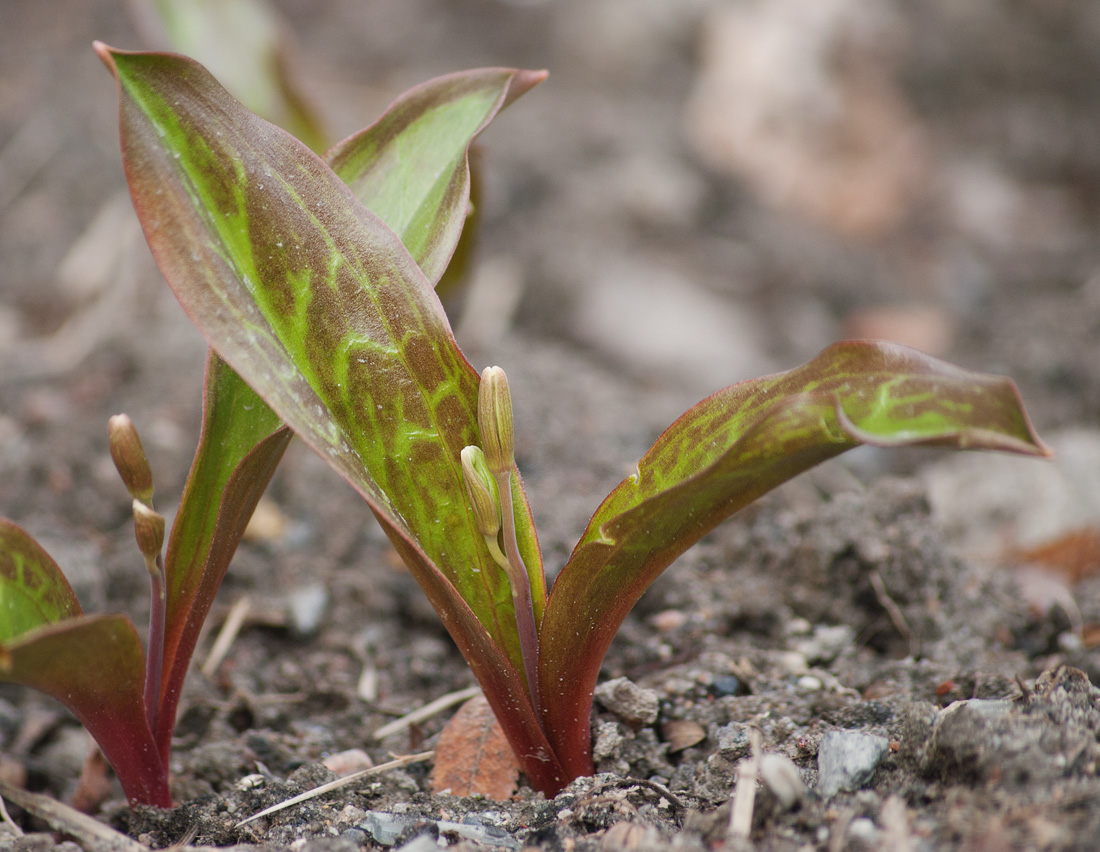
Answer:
2;1;1100;850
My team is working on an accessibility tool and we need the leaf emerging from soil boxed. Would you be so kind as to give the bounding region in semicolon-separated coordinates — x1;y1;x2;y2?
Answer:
540;340;1051;778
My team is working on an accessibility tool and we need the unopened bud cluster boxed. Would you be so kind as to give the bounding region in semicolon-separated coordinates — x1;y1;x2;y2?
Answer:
108;414;165;577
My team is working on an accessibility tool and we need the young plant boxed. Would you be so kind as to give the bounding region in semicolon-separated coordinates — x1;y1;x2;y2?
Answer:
93;44;1050;799
0;359;288;807
0;54;537;808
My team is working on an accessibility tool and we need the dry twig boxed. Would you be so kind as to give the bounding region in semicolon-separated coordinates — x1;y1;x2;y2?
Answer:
235;751;434;828
0;780;148;852
727;728;762;840
372;685;481;740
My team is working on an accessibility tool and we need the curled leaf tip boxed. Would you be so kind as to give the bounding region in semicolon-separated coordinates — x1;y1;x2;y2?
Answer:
478;366;515;475
108;414;154;504
461;445;501;539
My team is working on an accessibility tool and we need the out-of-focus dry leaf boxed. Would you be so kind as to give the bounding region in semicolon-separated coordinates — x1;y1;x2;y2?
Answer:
843;306;955;356
431;694;518;800
70;747;111;815
686;0;929;239
1012;526;1100;585
242;496;288;542
1080;624;1100;649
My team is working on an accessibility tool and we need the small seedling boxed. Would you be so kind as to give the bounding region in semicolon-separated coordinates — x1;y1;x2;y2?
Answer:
0;366;289;807
0;45;1051;806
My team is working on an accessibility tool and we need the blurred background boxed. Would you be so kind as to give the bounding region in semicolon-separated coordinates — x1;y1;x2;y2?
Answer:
1;0;1099;541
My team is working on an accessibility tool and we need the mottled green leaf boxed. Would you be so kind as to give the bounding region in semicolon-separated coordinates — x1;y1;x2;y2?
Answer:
96;46;534;683
538;340;1051;779
324;66;547;613
0;520;82;642
1;614;171;806
326;67;545;285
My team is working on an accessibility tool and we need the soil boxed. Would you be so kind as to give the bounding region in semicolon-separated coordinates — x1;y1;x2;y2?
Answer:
2;1;1100;850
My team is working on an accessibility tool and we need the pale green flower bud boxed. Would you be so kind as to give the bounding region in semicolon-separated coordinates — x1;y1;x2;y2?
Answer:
478;366;514;475
132;499;165;573
108;414;154;504
461;445;501;539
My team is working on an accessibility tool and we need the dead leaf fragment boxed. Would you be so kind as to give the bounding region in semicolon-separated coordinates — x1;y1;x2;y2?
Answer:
70;747;112;815
1012;526;1100;585
430;694;518;800
661;720;706;753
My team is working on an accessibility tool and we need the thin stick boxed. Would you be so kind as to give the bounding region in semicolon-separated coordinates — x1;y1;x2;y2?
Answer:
235;751;434;828
372;686;481;740
202;596;252;677
879;795;915;852
0;779;148;852
728;728;762;840
0;793;23;836
869;570;918;657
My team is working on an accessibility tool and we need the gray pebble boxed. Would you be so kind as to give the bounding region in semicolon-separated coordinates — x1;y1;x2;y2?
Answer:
816;731;890;798
594;676;660;726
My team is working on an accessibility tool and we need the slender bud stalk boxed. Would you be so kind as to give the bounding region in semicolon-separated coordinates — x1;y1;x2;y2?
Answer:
474;366;540;711
108;414;154;504
130;492;166;733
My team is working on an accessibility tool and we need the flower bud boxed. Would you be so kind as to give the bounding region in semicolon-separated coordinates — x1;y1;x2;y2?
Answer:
461;445;501;539
478;366;514;475
132;499;165;572
108;414;154;504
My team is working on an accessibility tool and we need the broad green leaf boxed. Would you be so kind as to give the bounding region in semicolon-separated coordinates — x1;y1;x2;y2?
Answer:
326;67;546;286
0;520;82;641
97;46;534;685
0;614;171;807
155;351;290;760
538;340;1051;778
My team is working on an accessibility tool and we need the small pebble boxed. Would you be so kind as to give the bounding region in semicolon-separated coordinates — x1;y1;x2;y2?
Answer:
651;609;687;632
287;582;329;637
847;816;880;849
776;651;809;675
594;677;659;726
816;731;890;798
759;753;806;810
323;748;373;777
707;675;744;697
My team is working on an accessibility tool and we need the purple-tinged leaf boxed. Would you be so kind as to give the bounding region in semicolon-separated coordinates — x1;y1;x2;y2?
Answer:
1;614;170;806
539;340;1051;779
155;351;290;761
0;520;83;641
326;68;546;286
96;46;538;693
